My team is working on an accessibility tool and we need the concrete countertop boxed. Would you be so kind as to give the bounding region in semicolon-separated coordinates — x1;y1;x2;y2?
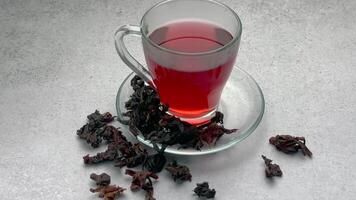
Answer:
1;0;355;199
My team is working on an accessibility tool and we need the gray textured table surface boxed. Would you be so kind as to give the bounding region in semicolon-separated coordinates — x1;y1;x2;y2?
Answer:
1;0;356;199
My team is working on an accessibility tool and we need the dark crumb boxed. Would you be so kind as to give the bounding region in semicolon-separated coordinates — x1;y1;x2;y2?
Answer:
193;182;216;199
90;173;111;186
261;155;283;178
165;160;192;182
269;135;312;157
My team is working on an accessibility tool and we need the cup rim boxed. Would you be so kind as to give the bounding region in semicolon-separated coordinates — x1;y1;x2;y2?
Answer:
140;0;242;56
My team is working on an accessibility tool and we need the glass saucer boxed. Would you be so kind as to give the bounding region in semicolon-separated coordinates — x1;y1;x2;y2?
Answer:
116;66;265;156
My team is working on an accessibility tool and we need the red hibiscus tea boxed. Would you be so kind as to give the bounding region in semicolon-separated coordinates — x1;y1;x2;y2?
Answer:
143;21;238;120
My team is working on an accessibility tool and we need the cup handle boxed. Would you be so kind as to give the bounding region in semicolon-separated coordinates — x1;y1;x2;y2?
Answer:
114;25;154;87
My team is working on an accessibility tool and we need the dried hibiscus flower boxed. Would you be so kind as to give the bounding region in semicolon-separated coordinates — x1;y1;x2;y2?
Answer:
90;185;126;200
115;143;148;168
76;110;115;148
125;169;158;190
269;135;312;157
165;160;192;182
84;127;141;165
142;143;167;173
193;182;216;199
89;172;125;200
90;173;111;186
199;122;237;145
125;169;158;200
261;155;282;178
83;143;119;164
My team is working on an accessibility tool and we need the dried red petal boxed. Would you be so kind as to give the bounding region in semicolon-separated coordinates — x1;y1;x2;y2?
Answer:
269;135;312;157
90;185;125;200
262;155;282;178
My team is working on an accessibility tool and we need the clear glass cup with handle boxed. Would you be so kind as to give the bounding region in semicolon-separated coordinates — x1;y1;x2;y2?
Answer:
115;0;242;124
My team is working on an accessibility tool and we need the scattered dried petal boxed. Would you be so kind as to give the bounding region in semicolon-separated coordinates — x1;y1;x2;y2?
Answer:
262;155;282;178
269;135;312;157
101;126;122;143
125;169;158;190
82;126;141;165
143;144;167;173
193;182;216;199
143;153;167;173
165;160;192;182
199;123;237;145
115;143;148;168
142;182;155;200
83;143;119;164
87;110;115;124
90;173;111;186
125;169;158;200
76;110;115;148
90;185;125;200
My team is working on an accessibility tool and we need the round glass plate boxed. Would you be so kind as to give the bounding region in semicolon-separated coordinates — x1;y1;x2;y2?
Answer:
116;66;265;155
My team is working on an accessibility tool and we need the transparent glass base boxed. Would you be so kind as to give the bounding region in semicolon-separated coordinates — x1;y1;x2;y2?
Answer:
167;108;217;125
116;66;265;156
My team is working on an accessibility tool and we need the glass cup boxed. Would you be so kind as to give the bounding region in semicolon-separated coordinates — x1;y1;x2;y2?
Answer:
115;0;242;124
